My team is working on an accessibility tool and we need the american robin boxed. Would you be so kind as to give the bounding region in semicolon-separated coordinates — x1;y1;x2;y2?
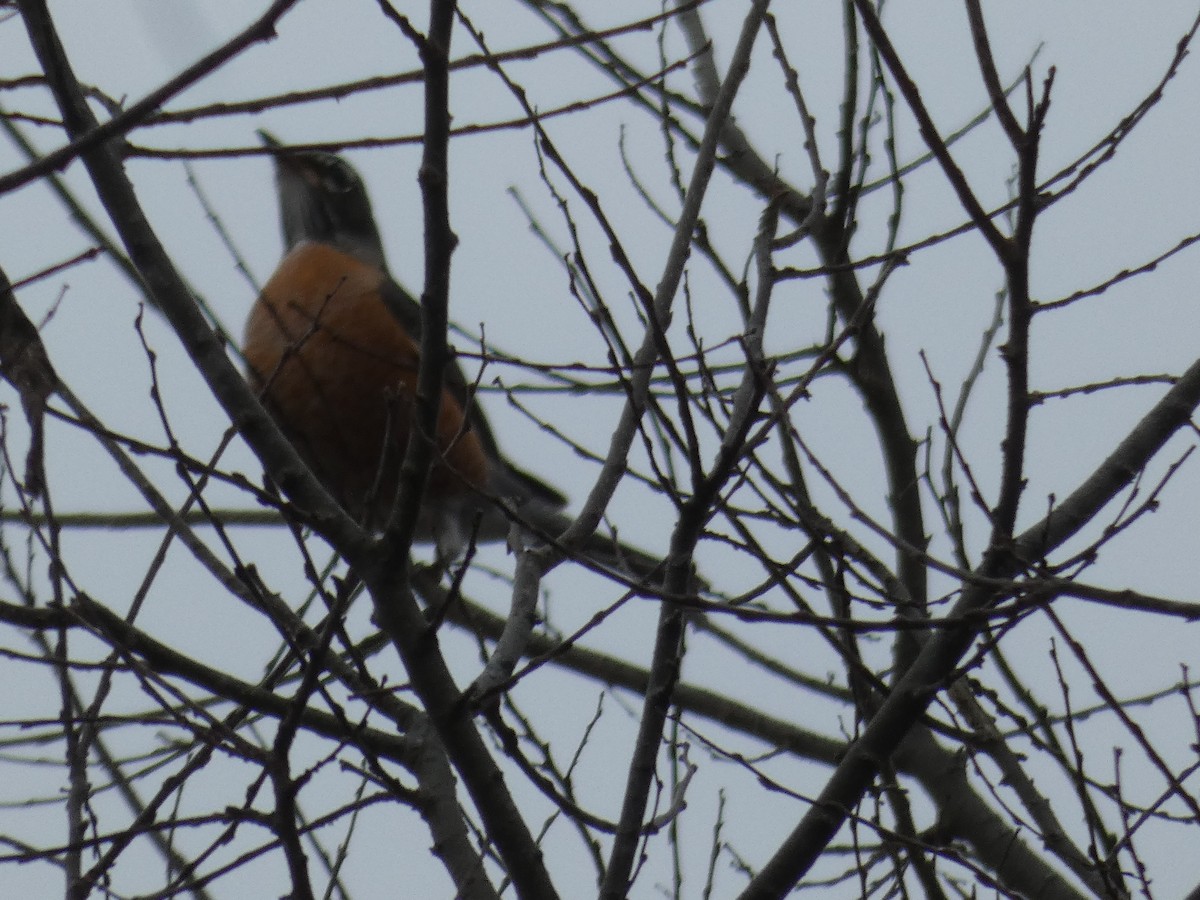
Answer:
245;133;670;582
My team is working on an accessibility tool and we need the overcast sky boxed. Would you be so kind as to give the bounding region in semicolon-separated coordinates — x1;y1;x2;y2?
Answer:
3;2;1200;896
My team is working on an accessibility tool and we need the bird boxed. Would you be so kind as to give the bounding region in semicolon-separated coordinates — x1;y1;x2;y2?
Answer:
244;132;679;585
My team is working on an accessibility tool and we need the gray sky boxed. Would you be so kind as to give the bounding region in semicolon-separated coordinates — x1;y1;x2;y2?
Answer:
2;1;1200;895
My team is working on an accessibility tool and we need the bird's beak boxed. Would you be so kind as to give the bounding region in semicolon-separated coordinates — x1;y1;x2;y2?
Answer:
257;129;283;151
256;130;312;181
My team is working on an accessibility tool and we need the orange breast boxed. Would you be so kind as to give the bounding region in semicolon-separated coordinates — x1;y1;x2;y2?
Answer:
243;242;489;527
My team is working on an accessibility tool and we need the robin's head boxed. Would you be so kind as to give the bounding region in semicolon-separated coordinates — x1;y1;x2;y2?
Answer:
259;131;387;272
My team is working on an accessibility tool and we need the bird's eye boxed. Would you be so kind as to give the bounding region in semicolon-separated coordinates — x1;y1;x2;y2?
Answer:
321;159;357;194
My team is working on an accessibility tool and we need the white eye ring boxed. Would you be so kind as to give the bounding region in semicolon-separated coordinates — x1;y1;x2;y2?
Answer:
322;159;357;194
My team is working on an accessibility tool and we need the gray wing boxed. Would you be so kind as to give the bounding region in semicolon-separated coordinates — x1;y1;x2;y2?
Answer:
377;275;568;510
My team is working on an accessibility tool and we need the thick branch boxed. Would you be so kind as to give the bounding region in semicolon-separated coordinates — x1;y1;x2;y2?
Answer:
743;354;1200;896
16;0;367;553
599;3;773;896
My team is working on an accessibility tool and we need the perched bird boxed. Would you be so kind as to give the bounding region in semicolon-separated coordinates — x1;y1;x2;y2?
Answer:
244;132;673;584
